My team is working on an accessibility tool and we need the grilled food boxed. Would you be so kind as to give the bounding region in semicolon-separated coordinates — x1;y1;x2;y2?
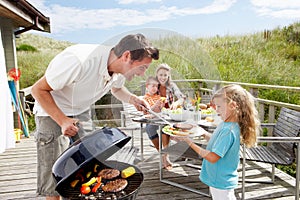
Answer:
205;116;214;122
98;168;120;179
121;166;136;178
102;179;128;193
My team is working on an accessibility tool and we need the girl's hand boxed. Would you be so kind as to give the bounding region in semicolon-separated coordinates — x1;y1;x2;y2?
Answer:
174;136;192;143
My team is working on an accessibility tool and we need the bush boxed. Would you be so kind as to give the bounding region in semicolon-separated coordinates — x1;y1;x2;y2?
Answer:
16;44;37;52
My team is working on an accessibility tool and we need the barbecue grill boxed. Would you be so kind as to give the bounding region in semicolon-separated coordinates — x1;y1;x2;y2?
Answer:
52;127;143;200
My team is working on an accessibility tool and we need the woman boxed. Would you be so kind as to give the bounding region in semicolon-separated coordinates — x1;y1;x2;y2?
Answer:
155;63;185;109
145;63;185;170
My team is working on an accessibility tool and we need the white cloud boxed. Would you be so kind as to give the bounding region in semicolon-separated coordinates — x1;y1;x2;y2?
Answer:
27;0;49;13
250;0;300;9
117;0;162;5
250;0;300;19
28;0;299;35
26;0;238;34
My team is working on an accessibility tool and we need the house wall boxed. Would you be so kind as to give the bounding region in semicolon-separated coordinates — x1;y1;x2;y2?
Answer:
0;17;20;131
0;20;15;153
0;17;17;73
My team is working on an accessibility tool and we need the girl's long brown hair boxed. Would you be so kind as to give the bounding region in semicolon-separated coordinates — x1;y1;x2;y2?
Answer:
213;84;260;147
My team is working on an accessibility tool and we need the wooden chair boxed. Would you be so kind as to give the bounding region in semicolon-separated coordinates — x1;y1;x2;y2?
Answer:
240;107;300;200
200;94;212;104
119;102;146;160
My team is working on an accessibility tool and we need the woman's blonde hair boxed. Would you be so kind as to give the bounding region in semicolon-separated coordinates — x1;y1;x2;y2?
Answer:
213;84;260;147
155;63;172;86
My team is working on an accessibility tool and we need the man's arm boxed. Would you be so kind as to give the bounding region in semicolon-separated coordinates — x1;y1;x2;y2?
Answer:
111;86;149;111
31;76;79;136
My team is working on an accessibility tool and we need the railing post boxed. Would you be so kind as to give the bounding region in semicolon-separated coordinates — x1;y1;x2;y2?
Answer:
268;105;276;137
258;103;265;137
18;90;28;132
213;83;221;94
249;87;258;98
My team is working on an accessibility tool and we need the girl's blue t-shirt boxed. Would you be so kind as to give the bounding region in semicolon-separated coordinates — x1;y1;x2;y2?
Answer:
200;122;240;190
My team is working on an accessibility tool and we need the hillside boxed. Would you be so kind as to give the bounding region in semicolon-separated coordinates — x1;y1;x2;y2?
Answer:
16;23;300;104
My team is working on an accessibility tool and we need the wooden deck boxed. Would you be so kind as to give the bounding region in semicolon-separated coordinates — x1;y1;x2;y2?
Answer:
0;131;298;200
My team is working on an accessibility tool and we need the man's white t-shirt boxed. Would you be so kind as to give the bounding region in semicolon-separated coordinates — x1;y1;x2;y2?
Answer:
33;44;126;116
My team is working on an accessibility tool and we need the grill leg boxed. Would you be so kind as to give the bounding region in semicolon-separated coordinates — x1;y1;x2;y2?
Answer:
271;164;275;182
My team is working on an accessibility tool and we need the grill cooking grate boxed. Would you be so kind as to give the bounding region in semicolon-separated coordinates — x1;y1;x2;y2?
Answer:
55;160;143;200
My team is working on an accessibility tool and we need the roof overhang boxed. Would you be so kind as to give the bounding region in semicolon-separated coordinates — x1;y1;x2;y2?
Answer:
0;0;50;35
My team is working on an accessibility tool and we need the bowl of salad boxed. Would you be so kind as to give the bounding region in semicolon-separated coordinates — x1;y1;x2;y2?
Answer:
169;108;190;121
201;108;217;118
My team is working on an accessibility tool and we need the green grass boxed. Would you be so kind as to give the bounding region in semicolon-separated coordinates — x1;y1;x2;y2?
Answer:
16;23;300;178
16;33;74;88
17;23;300;91
16;23;300;105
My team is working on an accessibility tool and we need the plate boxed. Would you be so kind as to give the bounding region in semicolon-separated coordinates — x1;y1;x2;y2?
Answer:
198;120;217;128
162;125;204;138
132;116;162;123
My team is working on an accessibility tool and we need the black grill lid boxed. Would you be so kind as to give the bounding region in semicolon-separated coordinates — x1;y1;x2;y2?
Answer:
52;127;131;184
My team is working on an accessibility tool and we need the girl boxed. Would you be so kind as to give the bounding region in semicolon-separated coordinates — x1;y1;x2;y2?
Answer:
180;84;260;200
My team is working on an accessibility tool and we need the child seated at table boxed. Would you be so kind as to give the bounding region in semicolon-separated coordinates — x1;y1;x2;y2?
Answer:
143;76;173;169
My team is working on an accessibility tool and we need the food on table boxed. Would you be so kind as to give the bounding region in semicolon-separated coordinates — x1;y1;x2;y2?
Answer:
102;179;128;193
201;107;216;115
98;168;120;179
160;97;166;102
170;107;183;114
174;123;193;130
205;116;214;122
168;108;190;121
121;166;136;178
199;103;207;110
162;125;191;136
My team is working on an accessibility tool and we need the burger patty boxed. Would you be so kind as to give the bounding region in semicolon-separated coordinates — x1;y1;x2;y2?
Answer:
98;168;120;179
102;179;128;193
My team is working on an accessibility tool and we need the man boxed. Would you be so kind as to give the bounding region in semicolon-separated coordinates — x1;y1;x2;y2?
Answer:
31;33;159;200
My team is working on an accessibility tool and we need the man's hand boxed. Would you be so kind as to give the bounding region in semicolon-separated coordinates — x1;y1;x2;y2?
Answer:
61;117;79;137
129;95;149;111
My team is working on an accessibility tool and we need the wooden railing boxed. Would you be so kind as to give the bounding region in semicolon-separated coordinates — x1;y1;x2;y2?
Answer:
20;79;300;133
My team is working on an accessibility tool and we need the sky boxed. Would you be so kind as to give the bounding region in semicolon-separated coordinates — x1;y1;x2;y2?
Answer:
27;0;300;44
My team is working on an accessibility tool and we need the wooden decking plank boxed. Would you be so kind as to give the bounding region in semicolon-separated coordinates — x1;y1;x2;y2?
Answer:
0;131;298;200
